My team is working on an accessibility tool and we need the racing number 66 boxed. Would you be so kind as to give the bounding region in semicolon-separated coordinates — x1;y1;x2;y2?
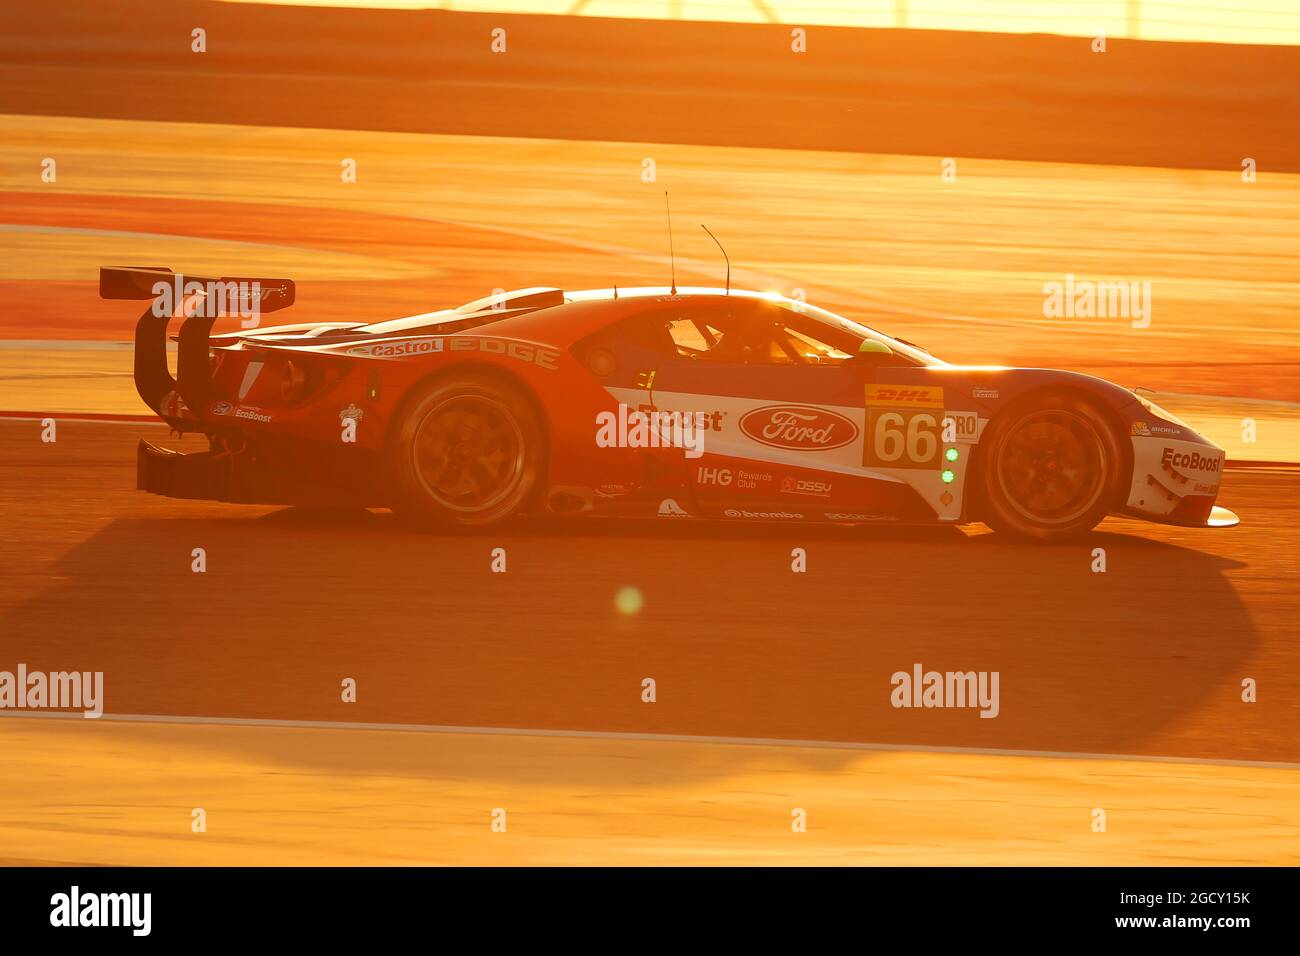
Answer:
866;409;939;468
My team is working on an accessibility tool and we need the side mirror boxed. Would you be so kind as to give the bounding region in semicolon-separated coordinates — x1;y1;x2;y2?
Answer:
845;341;896;372
857;340;894;356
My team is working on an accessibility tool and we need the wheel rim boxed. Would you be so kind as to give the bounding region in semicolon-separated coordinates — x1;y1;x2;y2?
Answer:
995;409;1108;526
411;395;526;513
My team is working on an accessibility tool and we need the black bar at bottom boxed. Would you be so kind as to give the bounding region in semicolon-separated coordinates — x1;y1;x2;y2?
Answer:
0;867;1287;941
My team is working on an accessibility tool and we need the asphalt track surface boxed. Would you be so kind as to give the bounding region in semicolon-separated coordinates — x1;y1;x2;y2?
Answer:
3;421;1297;765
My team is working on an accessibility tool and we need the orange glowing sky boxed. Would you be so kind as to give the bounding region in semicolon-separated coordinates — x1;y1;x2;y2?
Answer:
222;0;1300;46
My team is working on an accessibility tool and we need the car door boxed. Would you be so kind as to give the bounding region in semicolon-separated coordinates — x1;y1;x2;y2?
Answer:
574;295;939;518
642;298;923;516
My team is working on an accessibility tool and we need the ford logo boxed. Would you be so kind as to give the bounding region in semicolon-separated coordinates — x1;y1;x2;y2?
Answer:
739;405;858;450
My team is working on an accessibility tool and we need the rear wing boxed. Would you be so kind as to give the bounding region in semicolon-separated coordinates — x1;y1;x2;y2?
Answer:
100;266;296;429
99;266;295;312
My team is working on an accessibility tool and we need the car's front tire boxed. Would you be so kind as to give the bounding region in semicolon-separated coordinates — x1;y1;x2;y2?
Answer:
978;392;1126;541
387;372;545;529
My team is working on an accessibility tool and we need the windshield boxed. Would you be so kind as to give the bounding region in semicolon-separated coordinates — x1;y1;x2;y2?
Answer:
773;299;946;368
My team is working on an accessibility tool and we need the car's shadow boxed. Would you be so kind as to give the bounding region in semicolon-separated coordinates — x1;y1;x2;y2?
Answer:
0;506;1266;783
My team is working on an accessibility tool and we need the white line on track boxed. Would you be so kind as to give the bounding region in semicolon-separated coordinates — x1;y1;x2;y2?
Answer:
0;413;162;424
0;340;144;350
3;710;1298;770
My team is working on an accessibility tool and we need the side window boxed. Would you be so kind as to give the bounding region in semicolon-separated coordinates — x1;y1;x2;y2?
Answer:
666;318;721;357
662;309;759;364
590;300;883;368
775;325;854;365
664;303;862;366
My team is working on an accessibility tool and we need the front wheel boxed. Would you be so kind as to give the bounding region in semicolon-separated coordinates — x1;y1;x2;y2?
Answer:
387;373;545;529
978;393;1126;541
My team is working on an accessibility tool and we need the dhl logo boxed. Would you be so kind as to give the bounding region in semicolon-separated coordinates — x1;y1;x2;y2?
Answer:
864;385;944;407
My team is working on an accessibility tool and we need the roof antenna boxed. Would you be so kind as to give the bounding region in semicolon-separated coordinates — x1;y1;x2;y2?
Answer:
701;224;729;295
664;191;677;295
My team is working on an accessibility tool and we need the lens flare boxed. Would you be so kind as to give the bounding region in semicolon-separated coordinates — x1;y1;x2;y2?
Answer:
615;586;644;615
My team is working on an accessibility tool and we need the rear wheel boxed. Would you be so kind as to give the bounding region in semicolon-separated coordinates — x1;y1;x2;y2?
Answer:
978;393;1125;541
388;373;545;529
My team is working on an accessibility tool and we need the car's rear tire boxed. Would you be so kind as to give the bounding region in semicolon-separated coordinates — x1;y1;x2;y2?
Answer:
387;372;545;529
978;392;1125;541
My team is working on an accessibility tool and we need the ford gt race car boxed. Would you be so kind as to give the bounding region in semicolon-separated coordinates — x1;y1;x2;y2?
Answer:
101;266;1238;541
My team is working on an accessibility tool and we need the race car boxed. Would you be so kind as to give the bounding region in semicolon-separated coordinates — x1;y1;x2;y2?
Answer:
100;265;1238;541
